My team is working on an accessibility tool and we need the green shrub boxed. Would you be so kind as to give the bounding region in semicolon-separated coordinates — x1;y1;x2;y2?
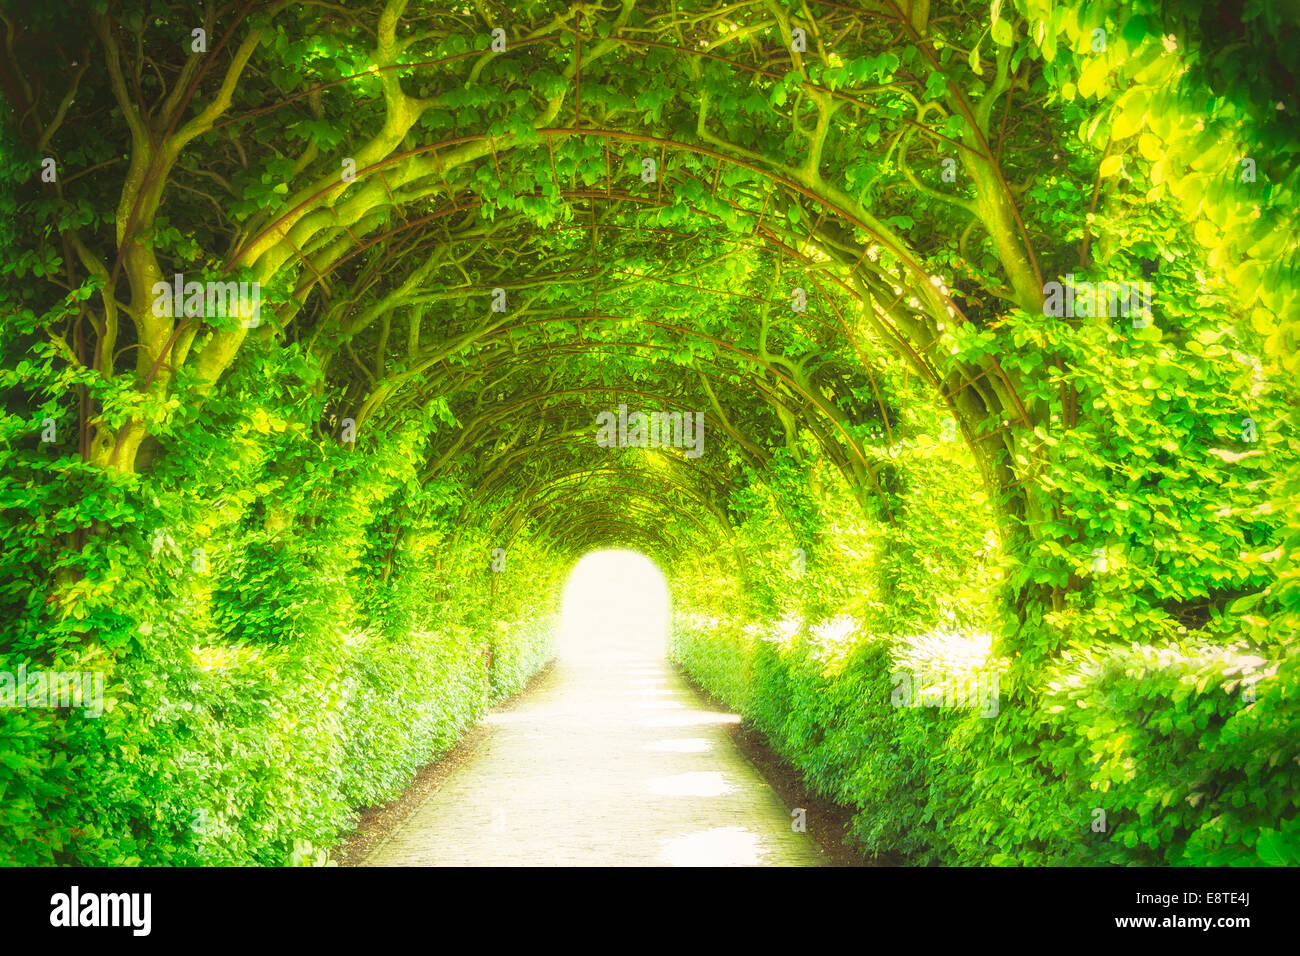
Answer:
671;613;1300;866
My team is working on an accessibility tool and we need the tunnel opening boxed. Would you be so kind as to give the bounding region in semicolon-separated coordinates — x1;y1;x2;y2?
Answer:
557;549;672;665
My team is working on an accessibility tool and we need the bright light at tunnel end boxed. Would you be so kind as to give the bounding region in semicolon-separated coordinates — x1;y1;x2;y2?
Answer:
558;550;672;659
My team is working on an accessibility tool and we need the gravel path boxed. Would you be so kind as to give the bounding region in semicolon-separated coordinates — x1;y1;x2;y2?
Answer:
362;630;823;867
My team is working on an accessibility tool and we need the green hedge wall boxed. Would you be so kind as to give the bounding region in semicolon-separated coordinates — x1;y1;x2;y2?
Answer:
670;615;1300;866
0;338;559;867
2;596;555;868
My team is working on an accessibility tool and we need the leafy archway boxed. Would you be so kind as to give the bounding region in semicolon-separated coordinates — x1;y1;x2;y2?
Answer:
1;0;1296;865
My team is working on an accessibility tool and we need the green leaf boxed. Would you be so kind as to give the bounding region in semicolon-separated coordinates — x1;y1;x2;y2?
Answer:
1112;90;1147;139
1138;132;1163;161
1256;830;1296;867
1078;57;1109;98
1121;15;1150;49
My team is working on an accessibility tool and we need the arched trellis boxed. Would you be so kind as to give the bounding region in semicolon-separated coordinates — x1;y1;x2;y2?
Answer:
520;480;724;546
265;177;1031;528
208;0;1041;312
297;192;1009;518
354;314;902;505
39;0;1069;571
224;122;1037;452
424;391;822;557
470;432;737;515
455;407;819;558
242;127;998;354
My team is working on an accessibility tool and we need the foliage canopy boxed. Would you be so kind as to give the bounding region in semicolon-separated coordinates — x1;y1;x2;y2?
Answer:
0;0;1296;864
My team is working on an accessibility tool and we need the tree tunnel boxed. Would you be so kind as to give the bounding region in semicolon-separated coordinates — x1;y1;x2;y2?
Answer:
0;0;1297;867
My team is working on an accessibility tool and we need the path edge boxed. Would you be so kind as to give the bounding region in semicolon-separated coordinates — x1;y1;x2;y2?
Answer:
336;658;558;866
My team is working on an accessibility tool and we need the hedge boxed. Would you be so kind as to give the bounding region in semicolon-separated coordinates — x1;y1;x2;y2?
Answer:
670;614;1300;865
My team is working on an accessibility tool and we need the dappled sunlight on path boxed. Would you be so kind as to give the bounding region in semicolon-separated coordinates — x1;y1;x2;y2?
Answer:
363;551;822;867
